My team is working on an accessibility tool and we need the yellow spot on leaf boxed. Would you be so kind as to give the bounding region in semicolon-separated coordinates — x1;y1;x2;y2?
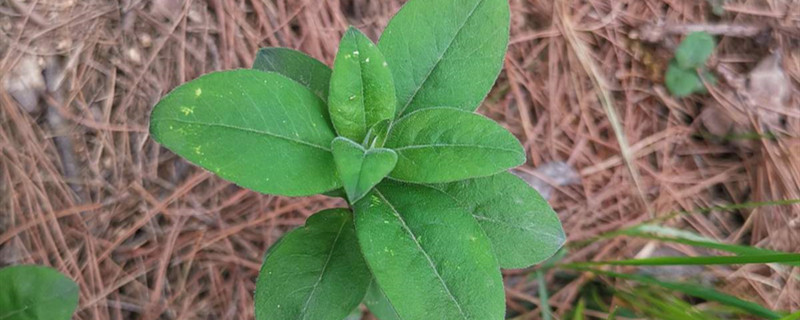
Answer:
382;61;388;67
365;57;370;63
370;195;381;207
353;50;360;56
193;145;203;155
195;88;202;97
180;106;194;116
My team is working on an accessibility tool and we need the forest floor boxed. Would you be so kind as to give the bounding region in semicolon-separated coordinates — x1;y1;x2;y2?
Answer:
1;0;798;319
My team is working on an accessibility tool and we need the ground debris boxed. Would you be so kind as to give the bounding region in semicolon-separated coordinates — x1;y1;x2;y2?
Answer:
512;161;580;200
632;22;769;43
746;52;793;131
3;55;45;113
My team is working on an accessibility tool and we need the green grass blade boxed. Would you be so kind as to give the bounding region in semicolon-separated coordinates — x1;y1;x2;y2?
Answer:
568;267;783;319
615;288;708;320
778;311;800;320
571;298;585;320
565;253;800;267
536;270;552;320
616;224;800;267
569;199;800;250
607;307;620;320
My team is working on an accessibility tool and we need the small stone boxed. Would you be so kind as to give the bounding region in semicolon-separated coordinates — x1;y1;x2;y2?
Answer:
127;48;142;64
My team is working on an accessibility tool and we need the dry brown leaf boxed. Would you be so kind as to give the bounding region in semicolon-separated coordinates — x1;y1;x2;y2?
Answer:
747;52;792;131
3;55;44;113
512;162;580;200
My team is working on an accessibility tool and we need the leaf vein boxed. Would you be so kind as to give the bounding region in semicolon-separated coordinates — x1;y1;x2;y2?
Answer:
393;143;520;153
152;118;331;151
396;0;487;115
374;189;469;319
471;215;564;242
299;218;349;319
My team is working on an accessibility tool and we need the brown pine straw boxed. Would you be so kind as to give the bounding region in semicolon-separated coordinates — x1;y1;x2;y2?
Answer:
1;0;798;319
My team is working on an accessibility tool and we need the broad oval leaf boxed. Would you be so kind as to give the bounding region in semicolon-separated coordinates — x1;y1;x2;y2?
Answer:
430;172;566;268
353;180;505;320
254;209;371;320
0;265;79;320
385;107;525;183
329;27;396;142
252;47;332;101
331;137;398;203
675;32;715;69
378;0;509;115
150;69;340;196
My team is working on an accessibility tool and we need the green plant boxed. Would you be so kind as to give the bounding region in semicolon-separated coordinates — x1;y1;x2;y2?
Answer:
149;0;565;319
551;204;800;320
0;265;79;320
665;31;717;97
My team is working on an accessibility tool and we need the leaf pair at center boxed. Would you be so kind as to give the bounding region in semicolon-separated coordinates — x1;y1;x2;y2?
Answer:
328;27;396;143
332;137;397;203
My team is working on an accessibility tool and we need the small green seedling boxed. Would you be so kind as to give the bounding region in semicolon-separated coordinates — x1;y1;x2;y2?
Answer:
665;31;717;97
0;265;79;320
149;0;565;318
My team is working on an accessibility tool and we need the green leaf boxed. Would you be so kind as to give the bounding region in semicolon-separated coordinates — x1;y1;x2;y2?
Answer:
0;265;79;320
571;267;783;319
379;0;509;115
331;137;398;203
385;107;525;183
364;119;391;148
779;311;800;320
344;308;362;320
252;47;332;101
675;32;715;69
329;27;396;142
322;188;347;199
150;69;340;196
353;180;505;320
430;172;564;268
665;62;705;97
254;209;370;320
364;280;401;320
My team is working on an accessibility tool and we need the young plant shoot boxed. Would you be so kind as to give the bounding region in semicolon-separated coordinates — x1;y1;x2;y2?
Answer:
149;0;566;318
665;31;717;97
